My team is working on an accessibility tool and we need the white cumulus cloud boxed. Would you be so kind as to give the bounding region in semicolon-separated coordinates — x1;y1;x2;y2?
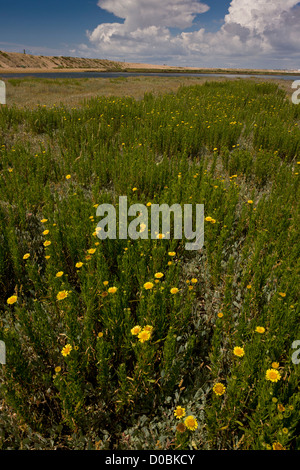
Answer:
97;0;209;29
225;0;300;33
78;0;300;69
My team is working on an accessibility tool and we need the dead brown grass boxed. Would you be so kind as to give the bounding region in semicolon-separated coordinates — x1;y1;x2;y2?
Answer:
2;76;220;108
2;75;295;109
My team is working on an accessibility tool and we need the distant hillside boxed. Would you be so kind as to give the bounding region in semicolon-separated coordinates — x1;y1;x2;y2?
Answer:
0;50;186;72
0;50;131;71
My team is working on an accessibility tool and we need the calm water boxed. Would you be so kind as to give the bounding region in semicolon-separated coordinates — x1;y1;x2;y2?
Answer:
0;71;300;81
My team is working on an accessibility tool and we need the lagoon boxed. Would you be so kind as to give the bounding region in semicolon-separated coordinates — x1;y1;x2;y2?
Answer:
0;71;300;81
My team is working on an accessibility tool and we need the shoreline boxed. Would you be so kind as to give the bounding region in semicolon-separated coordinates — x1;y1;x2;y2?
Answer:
1;67;299;76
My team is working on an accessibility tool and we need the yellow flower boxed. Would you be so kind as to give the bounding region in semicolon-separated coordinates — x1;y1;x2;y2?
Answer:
168;252;176;256
41;219;48;223
138;329;151;343
174;406;186;419
55;366;61;373
213;383;226;396
205;216;216;223
88;248;96;254
132;187;138;192
108;286;117;294
277;403;285;412
131;325;142;336
247;200;253;204
45;255;51;260
144;282;154;290
233;346;245;358
143;325;154;336
97;332;104;338
272;442;285;450
156;233;165;239
247;284;252;289
103;281;109;286
75;262;83;268
184;416;198;431
170;287;179;294
43;230;49;235
23;253;30;260
217;312;224;318
56;290;69;301
146;202;152;207
66;174;71;179
154;272;164;279
56;271;64;278
176;423;186;433
278;292;286;298
191;278;198;284
7;295;18;305
43;240;51;247
255;326;265;334
61;344;72;357
272;362;280;369
266;369;281;382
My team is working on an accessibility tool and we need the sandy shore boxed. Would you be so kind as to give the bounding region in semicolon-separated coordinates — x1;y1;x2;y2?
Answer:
0;52;298;75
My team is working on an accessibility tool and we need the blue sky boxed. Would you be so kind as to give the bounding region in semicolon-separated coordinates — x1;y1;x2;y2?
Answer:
1;0;300;69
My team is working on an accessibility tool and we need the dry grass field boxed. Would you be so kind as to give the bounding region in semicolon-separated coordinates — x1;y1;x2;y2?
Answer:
1;75;296;108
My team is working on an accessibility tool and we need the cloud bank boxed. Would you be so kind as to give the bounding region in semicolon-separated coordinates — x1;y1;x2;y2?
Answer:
79;0;300;69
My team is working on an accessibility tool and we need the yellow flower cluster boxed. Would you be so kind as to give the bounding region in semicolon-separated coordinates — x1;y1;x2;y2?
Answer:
205;216;216;224
131;325;153;343
174;406;198;431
